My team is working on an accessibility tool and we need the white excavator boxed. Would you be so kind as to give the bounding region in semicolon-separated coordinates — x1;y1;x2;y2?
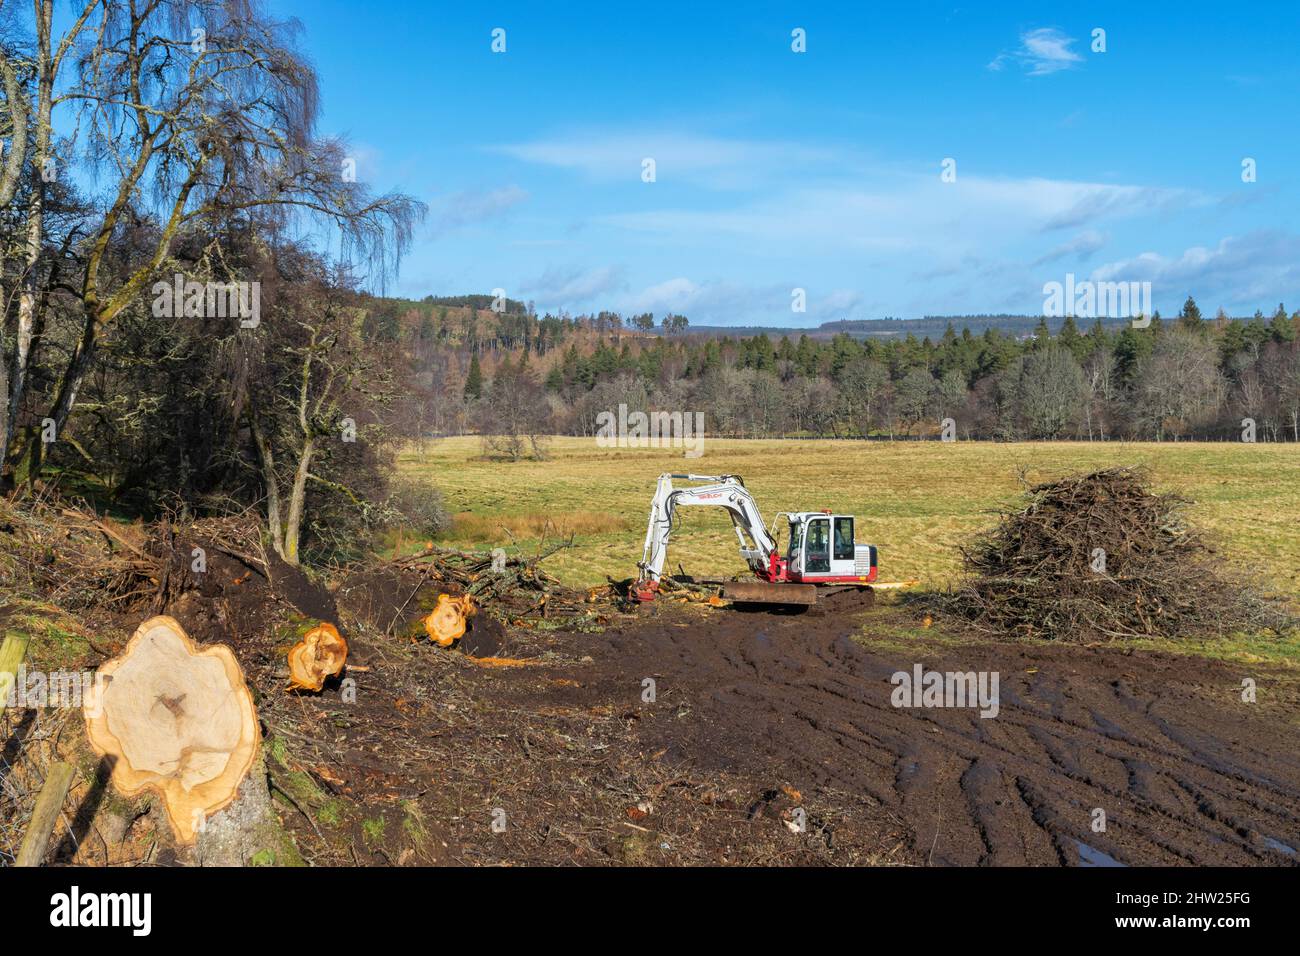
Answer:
633;473;878;605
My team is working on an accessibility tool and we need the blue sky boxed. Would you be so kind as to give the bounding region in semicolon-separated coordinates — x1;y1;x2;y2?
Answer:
279;0;1300;325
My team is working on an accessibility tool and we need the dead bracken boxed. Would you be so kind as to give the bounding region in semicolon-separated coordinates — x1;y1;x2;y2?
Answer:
947;466;1292;642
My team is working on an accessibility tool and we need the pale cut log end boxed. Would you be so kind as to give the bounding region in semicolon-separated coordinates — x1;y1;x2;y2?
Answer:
83;615;259;845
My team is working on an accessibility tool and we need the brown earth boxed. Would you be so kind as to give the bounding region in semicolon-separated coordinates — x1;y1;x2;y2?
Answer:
252;586;1300;867
22;548;1300;867
586;595;1300;866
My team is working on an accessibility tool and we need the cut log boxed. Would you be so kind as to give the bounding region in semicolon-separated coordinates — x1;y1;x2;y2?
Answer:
83;616;259;845
0;631;31;718
15;762;76;866
287;621;348;691
424;593;476;646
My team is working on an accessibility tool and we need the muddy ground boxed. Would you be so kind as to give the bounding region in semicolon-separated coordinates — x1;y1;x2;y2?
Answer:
25;543;1299;868
592;595;1300;866
210;570;1298;868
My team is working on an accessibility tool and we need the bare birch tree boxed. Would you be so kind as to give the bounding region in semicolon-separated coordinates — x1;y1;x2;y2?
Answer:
1;0;422;489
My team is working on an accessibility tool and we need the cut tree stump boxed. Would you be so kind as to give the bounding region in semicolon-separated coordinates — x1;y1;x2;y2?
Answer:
424;594;476;646
287;621;348;692
83;616;260;845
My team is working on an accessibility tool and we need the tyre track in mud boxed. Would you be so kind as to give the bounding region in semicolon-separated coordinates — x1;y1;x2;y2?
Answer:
557;598;1300;866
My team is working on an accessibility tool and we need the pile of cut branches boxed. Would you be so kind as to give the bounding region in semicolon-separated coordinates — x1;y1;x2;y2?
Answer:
948;467;1289;641
0;494;157;611
390;541;604;623
0;494;271;615
144;509;270;611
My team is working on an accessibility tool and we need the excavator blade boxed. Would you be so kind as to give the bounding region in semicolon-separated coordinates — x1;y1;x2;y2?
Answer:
720;581;818;606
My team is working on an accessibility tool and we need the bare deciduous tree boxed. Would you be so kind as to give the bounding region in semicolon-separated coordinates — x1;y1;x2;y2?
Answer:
473;356;550;461
2;0;422;488
1133;331;1225;440
238;262;396;566
1016;345;1086;440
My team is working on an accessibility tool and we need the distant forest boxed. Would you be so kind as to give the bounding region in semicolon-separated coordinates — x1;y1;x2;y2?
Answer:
387;296;1300;452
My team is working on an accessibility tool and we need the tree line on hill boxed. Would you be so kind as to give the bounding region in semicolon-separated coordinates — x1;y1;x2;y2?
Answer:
403;297;1300;454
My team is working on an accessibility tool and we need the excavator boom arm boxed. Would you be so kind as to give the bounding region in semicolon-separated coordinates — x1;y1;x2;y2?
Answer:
637;474;779;586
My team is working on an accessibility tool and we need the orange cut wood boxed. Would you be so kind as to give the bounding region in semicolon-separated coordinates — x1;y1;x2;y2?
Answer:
83;616;259;845
465;656;543;668
424;593;476;646
287;622;349;691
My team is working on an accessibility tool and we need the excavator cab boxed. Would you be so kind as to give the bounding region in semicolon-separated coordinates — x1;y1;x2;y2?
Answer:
781;512;876;583
635;474;877;605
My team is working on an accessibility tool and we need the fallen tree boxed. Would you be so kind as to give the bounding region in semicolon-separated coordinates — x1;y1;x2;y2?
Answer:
388;540;600;626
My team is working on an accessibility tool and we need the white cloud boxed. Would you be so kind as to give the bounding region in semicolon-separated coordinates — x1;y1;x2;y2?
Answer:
1090;230;1300;309
816;289;864;317
616;278;861;326
454;126;1281;320
601;175;1194;259
1031;230;1108;266
626;277;703;313
495;131;837;189
520;264;627;304
592;170;1205;320
430;185;528;235
622;277;794;323
989;27;1083;76
1040;186;1189;231
587;171;1197;320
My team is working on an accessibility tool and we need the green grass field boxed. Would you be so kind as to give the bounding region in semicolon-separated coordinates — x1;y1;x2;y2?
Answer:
399;437;1300;599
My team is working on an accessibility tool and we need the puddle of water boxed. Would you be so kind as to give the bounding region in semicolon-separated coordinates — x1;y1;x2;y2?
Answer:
1075;839;1125;867
1263;837;1297;857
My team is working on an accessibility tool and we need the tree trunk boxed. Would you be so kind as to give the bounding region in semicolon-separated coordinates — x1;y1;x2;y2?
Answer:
8;186;47;456
192;753;294;867
248;408;286;559
9;312;97;488
2;2;52;473
0;335;8;464
282;439;314;566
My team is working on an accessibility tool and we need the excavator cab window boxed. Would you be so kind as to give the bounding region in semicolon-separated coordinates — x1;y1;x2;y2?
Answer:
806;517;830;573
834;517;854;561
785;518;803;565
